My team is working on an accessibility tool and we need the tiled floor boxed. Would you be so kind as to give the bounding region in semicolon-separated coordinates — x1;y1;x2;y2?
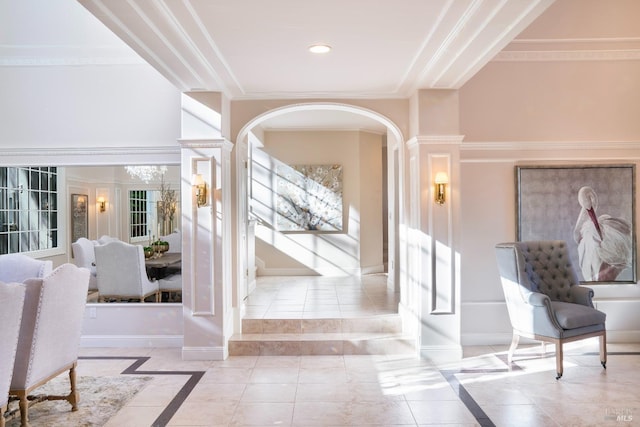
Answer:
74;341;640;426
21;275;640;426
243;274;400;319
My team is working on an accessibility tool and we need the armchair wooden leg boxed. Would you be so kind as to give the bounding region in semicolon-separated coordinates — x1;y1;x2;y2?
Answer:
600;332;607;369
68;364;79;411
555;341;563;380
17;391;28;427
507;332;519;364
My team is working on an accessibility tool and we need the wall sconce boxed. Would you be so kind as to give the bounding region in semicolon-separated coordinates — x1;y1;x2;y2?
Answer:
97;196;106;213
192;174;208;208
434;172;449;206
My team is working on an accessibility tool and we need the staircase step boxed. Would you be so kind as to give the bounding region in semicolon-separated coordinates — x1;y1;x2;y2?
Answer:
241;314;403;334
232;314;413;356
228;332;416;356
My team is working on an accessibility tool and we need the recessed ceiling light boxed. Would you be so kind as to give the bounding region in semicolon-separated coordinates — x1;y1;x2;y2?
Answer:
308;44;331;54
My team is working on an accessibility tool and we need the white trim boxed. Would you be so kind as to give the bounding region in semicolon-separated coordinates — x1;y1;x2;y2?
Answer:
406;135;465;149
511;37;640;44
461;332;515;346
461;331;640;346
256;267;375;277
80;335;183;348
494;49;640;62
182;346;228;361
460;140;640;151
420;345;463;362
361;264;386;275
0;147;180;166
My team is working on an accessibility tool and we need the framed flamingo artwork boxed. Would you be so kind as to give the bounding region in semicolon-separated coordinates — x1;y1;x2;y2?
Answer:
516;164;636;284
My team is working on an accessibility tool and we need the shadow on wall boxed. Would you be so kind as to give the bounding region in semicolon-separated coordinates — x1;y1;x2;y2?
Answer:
251;150;360;276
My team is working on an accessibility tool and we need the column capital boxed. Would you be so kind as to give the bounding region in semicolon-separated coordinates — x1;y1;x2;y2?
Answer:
178;138;234;151
406;135;465;149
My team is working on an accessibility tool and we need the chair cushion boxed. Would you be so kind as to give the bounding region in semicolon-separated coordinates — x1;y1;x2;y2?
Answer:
551;301;606;329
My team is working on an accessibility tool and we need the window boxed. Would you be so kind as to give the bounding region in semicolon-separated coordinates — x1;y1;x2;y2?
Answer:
0;167;59;255
129;190;149;241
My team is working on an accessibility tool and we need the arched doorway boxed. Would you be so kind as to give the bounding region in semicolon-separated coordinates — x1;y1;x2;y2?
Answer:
234;103;405;331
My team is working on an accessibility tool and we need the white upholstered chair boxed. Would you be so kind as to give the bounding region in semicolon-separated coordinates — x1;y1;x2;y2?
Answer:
0;282;26;427
96;235;119;245
70;237;98;291
158;273;182;302
160;231;181;254
9;263;90;426
0;254;52;283
94;241;159;302
495;240;607;379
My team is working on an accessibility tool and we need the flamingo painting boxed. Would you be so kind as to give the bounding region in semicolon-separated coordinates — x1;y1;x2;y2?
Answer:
573;186;632;281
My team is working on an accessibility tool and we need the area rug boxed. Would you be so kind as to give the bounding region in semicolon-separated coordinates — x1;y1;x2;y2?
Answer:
5;374;152;427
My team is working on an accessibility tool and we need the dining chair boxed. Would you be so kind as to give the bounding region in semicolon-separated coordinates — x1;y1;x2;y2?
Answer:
71;237;99;291
94;241;159;302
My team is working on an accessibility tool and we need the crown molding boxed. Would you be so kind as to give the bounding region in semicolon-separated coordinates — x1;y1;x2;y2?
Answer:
494;49;640;62
461;140;640;151
496;37;640;62
459;140;640;163
0;146;180;166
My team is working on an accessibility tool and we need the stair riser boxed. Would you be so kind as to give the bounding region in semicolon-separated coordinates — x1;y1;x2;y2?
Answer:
229;338;415;356
242;317;402;334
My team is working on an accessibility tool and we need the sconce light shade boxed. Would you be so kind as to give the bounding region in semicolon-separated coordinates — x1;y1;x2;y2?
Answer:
192;174;208;208
97;196;106;213
434;172;448;206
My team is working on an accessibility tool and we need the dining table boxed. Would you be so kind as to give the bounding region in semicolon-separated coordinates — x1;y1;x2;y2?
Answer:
145;252;181;279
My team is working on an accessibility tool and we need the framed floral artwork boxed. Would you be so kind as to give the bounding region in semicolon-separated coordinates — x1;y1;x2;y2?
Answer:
276;164;343;232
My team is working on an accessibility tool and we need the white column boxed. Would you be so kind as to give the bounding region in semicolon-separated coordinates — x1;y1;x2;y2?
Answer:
179;139;234;360
406;135;463;362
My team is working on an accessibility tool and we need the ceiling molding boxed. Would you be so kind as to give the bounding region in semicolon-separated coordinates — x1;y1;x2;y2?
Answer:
494;49;640;62
83;0;191;89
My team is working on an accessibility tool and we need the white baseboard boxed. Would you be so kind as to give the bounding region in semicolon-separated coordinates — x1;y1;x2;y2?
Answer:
604;330;640;343
257;266;383;277
361;264;385;275
462;331;640;346
461;333;514;346
420;344;463;362
80;334;183;348
182;345;228;361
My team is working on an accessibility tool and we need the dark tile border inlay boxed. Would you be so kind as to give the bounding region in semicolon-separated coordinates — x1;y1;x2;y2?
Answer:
439;350;639;427
80;350;640;426
80;356;204;427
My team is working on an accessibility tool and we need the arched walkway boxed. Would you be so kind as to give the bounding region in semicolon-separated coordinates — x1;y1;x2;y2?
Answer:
229;103;411;356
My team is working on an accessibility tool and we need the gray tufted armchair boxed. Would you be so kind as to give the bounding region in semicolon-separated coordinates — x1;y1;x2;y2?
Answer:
495;240;607;379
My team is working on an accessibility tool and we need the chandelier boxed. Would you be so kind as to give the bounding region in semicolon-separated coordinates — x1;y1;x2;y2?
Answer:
124;165;168;183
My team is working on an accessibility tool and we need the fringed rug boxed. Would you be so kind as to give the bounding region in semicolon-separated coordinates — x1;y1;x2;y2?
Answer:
5;375;152;427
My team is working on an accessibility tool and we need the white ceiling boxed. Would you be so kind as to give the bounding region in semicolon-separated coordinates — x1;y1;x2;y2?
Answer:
1;0;555;132
77;0;554;99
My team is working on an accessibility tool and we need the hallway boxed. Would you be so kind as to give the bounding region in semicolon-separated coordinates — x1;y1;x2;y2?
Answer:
229;274;409;356
243;274;399;319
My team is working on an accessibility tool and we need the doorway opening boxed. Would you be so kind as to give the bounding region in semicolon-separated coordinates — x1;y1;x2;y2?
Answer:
231;103;409;355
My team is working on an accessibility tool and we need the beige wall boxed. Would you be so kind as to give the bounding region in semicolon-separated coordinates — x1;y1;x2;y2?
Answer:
458;48;640;342
254;130;384;275
460;60;640;142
